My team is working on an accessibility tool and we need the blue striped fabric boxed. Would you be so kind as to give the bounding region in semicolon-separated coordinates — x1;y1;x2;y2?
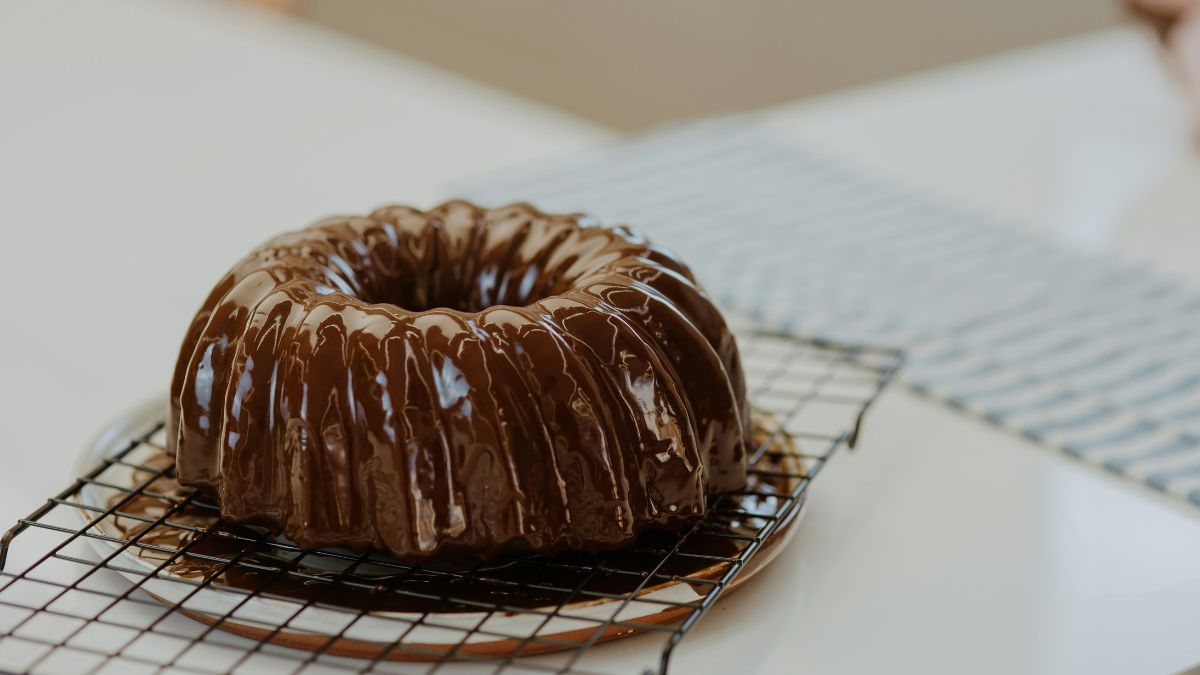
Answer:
460;119;1200;507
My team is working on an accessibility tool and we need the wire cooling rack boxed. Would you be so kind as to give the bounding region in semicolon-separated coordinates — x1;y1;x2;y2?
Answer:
0;327;900;675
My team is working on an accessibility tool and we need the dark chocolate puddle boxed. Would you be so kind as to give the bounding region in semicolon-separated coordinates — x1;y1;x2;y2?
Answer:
105;419;802;615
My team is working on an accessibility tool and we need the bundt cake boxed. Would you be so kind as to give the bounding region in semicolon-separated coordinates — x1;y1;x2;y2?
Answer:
169;201;750;562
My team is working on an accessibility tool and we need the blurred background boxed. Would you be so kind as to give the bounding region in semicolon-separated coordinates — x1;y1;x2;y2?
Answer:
267;0;1200;283
276;0;1126;130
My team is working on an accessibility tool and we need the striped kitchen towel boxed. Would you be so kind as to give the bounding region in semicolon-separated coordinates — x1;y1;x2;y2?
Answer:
459;119;1200;507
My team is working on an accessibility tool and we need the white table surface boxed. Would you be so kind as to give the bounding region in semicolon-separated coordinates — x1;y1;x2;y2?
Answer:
4;1;1200;674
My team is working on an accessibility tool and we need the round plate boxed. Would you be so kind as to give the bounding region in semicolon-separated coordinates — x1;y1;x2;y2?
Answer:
74;398;808;660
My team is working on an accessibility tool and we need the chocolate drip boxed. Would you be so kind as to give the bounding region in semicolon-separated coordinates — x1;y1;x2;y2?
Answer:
111;421;794;615
169;201;751;562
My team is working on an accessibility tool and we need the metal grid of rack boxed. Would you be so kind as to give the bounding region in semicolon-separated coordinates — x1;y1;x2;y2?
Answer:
0;328;900;675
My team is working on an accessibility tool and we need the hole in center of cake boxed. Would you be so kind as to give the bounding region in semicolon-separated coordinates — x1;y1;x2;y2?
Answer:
375;263;556;313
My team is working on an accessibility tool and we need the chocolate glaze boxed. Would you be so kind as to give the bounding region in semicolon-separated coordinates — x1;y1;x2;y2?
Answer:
169;201;750;562
113;421;795;615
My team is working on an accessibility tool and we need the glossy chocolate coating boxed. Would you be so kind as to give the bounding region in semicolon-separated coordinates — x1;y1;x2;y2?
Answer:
169;201;750;562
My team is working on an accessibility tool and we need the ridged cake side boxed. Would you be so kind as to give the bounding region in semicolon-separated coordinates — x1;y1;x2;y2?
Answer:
169;201;749;561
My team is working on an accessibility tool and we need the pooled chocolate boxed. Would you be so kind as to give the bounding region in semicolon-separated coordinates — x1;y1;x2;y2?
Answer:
169;201;750;562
